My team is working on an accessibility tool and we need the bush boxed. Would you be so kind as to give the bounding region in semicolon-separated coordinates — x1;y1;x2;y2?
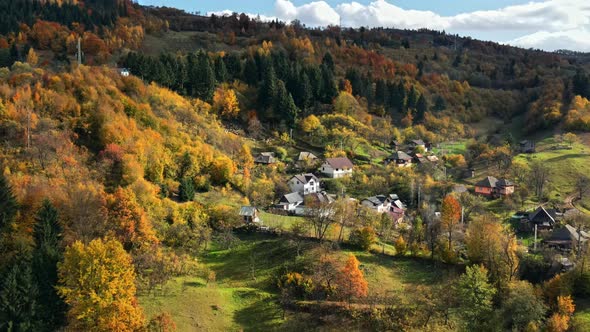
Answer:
394;236;407;256
349;227;377;251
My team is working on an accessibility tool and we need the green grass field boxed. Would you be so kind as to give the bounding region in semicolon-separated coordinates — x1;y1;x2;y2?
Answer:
573;299;590;331
259;211;304;231
514;137;590;205
139;233;447;331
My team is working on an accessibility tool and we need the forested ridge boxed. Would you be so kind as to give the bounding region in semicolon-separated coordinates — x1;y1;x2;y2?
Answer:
2;1;590;331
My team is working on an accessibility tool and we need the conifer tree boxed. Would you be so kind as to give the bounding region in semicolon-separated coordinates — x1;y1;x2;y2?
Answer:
0;174;17;230
320;64;337;103
243;56;258;85
415;94;428;122
32;200;66;331
0;254;39;331
322;51;335;73
259;63;277;121
275;80;298;129
214;55;227;83
407;85;419;110
193;51;216;101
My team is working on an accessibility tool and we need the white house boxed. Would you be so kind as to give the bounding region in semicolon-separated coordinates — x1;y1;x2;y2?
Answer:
288;173;320;195
361;195;392;213
118;68;130;77
361;194;406;221
277;192;304;212
320;157;354;178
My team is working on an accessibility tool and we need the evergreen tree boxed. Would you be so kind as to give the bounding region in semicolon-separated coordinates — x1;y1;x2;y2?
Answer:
224;52;242;80
275;80;299;129
375;79;388;105
573;69;590;99
407;85;419;110
415;95;428;122
272;51;289;81
258;63;277;120
0;253;39;331
322;52;335;73
191;51;216;101
319;64;337;103
0;174;17;230
388;81;406;112
345;68;363;96
243;56;258;85
434;95;446;111
290;69;312;111
179;177;196;202
214;55;227;83
32;200;65;331
306;65;322;100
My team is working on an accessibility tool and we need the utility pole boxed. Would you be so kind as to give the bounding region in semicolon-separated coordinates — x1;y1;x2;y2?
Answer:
533;224;538;251
77;37;82;65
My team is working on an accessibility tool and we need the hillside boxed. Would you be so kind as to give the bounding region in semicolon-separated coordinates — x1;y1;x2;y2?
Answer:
1;2;590;332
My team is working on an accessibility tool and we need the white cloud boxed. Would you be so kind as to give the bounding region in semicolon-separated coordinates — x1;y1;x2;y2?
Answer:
212;0;590;51
507;29;590;52
275;0;340;26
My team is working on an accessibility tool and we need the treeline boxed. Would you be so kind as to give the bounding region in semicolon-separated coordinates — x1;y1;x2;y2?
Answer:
0;0;131;35
122;46;444;127
143;7;285;34
123;47;338;127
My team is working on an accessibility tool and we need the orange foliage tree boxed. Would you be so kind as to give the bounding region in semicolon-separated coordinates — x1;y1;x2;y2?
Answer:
338;254;368;302
441;195;461;248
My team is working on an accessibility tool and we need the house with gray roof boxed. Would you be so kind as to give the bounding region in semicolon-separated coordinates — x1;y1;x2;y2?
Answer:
288;173;320;195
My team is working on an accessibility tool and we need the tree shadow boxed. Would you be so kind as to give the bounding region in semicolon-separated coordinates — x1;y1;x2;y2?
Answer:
233;289;283;331
545;153;588;163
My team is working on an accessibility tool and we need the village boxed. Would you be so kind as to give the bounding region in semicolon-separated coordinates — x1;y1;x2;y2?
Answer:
238;135;590;273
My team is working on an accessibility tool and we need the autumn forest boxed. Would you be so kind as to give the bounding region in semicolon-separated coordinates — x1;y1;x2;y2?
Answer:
2;0;590;331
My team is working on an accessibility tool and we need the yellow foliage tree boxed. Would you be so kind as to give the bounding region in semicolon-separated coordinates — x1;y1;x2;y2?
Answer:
57;238;145;331
212;87;240;118
26;48;39;66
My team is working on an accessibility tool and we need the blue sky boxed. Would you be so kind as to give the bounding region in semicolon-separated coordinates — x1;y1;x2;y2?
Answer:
137;0;590;52
139;0;532;16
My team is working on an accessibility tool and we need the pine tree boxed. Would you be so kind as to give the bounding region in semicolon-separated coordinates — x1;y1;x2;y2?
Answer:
415;95;428;122
407;85;419;110
193;51;216;101
0;174;17;230
275;80;299;129
390;81;406;112
32;200;66;331
297;71;312;111
224;52;242;80
375;79;388;105
320;64;337;103
434;95;446;111
179;177;196;202
214;55;227;83
0;253;39;331
259;63;277;121
243;56;258;85
322;52;335;73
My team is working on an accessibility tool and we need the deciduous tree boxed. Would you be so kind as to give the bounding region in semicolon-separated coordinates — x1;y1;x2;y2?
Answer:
338;254;368;302
57;238;145;331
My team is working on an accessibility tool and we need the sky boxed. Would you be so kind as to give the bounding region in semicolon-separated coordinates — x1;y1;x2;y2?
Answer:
137;0;590;52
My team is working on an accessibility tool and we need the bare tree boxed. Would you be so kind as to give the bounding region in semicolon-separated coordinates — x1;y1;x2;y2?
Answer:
530;161;550;201
305;200;335;241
